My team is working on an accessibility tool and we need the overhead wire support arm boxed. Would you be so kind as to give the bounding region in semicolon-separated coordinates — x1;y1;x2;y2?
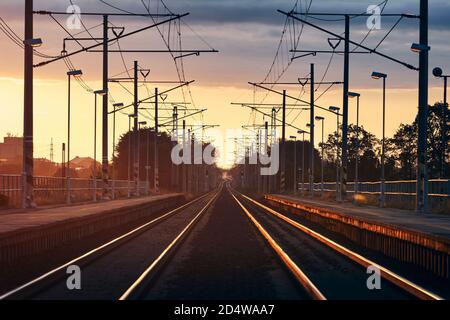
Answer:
109;80;189;84
249;82;342;116
231;103;309;107
109;80;195;114
278;10;419;71
189;125;220;134
288;12;420;18
158;109;207;127
142;108;201;111
140;102;192;106
87;49;219;53
33;13;190;68
259;81;344;86
33;11;178;17
291;50;371;54
234;104;309;133
174;52;200;60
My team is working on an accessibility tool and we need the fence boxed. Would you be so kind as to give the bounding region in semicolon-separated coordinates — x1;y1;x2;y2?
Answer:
308;179;450;211
311;179;450;196
0;174;150;208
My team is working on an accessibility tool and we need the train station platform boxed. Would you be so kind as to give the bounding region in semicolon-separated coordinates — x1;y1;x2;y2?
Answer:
0;194;185;265
264;194;450;278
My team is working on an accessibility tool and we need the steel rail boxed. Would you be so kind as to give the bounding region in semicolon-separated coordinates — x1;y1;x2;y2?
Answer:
239;192;443;301
119;186;222;300
229;188;326;300
0;192;213;300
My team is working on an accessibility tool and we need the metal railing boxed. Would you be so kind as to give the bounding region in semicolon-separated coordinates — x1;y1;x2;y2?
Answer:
310;179;450;197
303;179;450;211
0;174;151;208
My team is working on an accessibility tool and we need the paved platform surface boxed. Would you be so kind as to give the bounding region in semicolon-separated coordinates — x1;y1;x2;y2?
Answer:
267;194;450;240
0;194;183;236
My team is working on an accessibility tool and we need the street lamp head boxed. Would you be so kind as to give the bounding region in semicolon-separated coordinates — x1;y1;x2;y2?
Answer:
113;103;124;108
289;136;297;140
67;69;83;77
315;116;325;121
128;113;137;118
23;38;43;48
297;129;306;134
139;121;147;126
433;67;443;78
306;123;311;128
411;43;430;53
94;89;108;96
329;106;340;112
371;72;387;80
348;91;360;98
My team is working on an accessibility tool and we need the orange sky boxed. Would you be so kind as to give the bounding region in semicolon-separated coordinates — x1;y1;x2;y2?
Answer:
1;0;449;169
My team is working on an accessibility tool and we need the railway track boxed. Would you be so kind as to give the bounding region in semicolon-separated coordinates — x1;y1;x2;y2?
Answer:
119;186;221;300
229;186;443;300
0;187;221;300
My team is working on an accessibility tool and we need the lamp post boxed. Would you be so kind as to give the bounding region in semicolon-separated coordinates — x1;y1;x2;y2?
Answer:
329;106;341;201
138;121;147;196
315;116;325;197
371;72;387;208
111;102;124;199
93;89;107;202
433;67;449;179
66;69;82;205
305;123;314;197
306;123;313;195
128;114;136;197
146;128;155;196
297;130;306;196
290;136;297;194
348;92;361;198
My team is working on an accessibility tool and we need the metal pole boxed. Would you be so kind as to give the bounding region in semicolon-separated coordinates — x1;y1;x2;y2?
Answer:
243;139;247;190
381;78;386;208
257;131;261;194
336;113;340;201
301;132;305;196
93;93;97;202
146;127;150;195
265;121;269;194
442;77;447;179
171;107;176;190
281;90;286;193
154;88;159;193
294;138;297;194
111;105;116;199
341;15;350;202
133;61;139;196
62;143;66;179
310;63;315;198
321;119;324;197
355;95;360;197
67;74;71;205
101;15;110;200
271;108;276;193
188;130;192;192
174;107;179;191
23;0;34;209
127;116;132;198
138;123;142;194
416;0;428;213
182;120;187;193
